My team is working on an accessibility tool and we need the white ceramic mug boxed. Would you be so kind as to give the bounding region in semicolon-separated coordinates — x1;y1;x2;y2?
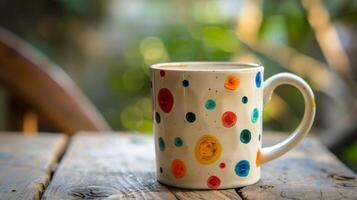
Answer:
150;62;315;189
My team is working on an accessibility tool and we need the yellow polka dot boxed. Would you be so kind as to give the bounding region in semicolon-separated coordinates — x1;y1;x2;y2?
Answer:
195;134;222;165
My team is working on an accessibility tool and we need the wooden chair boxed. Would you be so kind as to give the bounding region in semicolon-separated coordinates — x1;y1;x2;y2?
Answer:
0;28;111;135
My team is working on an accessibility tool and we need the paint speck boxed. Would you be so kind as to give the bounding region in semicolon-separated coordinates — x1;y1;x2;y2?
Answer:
171;159;186;178
219;162;226;169
160;167;163;173
186;112;196;123
255;72;262;88
205;99;216;110
195;134;222;164
158;137;165;151
174;137;183;147
222;111;237;128
207;176;221;189
256;149;261;167
158;88;174;113
155;112;161;123
182;80;189;87
251;108;259;123
240;129;251;144
160;70;165;77
235;160;250;177
242;96;248;104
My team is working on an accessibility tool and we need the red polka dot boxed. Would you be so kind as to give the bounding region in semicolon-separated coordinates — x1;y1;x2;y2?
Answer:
222;111;237;128
219;162;226;169
158;88;174;113
171;159;186;179
160;70;165;77
207;176;221;189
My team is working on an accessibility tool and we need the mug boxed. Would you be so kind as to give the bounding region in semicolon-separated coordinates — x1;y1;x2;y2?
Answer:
150;62;315;189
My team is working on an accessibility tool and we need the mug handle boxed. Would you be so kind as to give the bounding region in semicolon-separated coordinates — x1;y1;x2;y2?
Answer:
261;73;316;164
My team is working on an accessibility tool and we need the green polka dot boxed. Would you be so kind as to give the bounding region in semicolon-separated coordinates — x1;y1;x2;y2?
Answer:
240;129;251;144
158;137;165;151
174;137;183;147
251;108;259;123
242;96;248;104
205;99;216;110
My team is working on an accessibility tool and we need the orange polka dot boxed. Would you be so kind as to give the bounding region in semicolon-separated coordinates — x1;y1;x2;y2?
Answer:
224;75;239;90
171;159;186;178
312;98;316;108
256;149;261;167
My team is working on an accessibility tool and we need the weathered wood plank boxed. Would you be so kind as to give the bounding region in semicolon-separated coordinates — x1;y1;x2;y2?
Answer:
237;134;357;200
0;133;67;200
43;132;356;200
42;133;241;200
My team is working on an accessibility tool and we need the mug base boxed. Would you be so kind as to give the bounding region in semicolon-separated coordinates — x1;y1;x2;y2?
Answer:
157;176;260;190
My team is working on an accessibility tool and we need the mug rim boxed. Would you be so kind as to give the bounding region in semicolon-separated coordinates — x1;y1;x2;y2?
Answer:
150;62;263;72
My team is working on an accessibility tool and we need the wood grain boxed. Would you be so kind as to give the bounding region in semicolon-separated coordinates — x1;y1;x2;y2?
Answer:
0;133;67;200
43;132;357;200
237;134;357;200
42;133;241;200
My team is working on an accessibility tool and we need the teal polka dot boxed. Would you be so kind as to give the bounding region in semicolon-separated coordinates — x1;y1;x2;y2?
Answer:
205;99;216;110
158;137;165;151
242;96;248;104
251;108;259;123
174;137;183;147
240;129;251;144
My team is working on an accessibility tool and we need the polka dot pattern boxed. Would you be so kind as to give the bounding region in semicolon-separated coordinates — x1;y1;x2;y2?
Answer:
224;75;240;90
222;111;237;128
186;112;196;123
154;69;265;188
242;96;248;104
182;80;189;87
205;99;216;110
235;160;250;177
158;88;174;113
195;135;222;164
174;137;183;147
171;159;186;178
207;176;221;189
240;129;251;144
251;108;259;123
155;112;161;123
158;137;165;151
255;71;262;88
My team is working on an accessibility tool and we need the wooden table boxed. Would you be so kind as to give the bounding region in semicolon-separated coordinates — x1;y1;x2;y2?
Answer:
0;132;356;200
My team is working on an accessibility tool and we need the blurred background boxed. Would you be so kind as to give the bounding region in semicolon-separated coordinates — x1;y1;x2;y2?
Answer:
0;0;356;171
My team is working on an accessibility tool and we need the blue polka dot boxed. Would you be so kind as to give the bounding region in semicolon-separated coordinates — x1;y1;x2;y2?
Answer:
255;72;262;88
158;137;165;151
251;108;259;123
174;137;183;147
182;80;189;87
235;160;250;177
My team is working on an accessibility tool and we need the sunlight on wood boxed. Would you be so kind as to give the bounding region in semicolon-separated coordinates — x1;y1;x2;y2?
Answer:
23;111;38;135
